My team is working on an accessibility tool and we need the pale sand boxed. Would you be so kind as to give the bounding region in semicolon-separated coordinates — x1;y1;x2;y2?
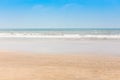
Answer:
0;52;120;80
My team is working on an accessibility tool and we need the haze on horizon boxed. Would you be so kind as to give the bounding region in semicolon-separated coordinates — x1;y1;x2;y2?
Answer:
0;0;120;29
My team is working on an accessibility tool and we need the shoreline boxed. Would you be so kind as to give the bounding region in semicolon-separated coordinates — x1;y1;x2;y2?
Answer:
0;39;120;56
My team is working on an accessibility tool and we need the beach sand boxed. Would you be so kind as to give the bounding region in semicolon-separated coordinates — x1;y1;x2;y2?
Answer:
0;51;120;80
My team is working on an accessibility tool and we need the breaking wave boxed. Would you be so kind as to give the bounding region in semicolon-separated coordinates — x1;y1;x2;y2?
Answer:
0;32;120;39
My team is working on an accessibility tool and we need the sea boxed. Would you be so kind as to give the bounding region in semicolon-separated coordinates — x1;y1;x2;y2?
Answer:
0;28;120;39
0;28;120;56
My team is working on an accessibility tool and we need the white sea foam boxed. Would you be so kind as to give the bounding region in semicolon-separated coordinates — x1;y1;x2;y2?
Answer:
0;32;120;39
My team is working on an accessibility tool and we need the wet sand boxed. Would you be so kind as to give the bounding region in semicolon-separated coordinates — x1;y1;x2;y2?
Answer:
0;51;120;80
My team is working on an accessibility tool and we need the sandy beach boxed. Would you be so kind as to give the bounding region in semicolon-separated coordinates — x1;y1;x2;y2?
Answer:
0;51;119;80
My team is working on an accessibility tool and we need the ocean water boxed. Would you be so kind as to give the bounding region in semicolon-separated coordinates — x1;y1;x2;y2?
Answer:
0;28;120;55
0;28;120;39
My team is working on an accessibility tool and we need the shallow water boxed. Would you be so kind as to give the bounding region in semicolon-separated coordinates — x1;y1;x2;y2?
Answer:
0;38;120;56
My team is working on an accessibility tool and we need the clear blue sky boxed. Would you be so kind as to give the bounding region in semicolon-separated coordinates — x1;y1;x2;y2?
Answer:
0;0;120;28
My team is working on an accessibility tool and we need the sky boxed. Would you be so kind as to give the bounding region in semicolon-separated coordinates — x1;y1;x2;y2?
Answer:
0;0;120;28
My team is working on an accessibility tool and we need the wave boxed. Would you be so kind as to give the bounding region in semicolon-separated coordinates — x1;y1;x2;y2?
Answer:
0;32;120;39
